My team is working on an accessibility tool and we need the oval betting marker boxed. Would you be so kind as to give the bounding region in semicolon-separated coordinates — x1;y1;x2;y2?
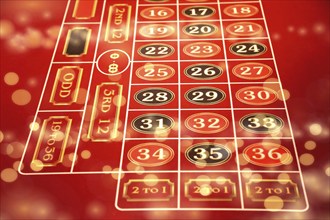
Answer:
230;42;267;57
138;43;175;58
183;42;221;58
134;87;175;106
136;63;175;81
132;113;174;134
183;6;216;18
185;87;226;105
128;143;174;167
226;22;263;37
185;112;229;134
184;63;223;80
236;86;278;105
139;24;175;39
232;62;273;80
243;142;292;167
185;143;231;166
239;113;284;134
183;23;218;37
140;7;175;20
223;4;259;18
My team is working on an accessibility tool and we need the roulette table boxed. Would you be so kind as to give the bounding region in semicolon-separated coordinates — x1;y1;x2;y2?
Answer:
0;0;329;219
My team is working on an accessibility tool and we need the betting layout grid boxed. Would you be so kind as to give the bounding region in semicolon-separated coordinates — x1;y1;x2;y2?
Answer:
18;0;309;211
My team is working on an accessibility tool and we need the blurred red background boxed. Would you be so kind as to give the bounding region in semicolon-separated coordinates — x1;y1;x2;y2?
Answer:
0;0;329;219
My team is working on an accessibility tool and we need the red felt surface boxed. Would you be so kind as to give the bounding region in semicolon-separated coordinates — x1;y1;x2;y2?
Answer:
0;0;329;219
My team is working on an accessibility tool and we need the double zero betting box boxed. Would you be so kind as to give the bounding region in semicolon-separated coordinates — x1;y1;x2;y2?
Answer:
20;0;309;212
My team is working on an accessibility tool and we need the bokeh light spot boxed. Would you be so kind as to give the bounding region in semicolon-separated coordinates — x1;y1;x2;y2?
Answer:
0;20;14;38
313;23;326;34
81;150;91;159
309;123;322;136
6;141;24;159
13;161;24;171
76;88;88;104
102;165;112;172
30;160;43;172
277;173;290;183
29;122;40;131
304;140;316;150
46;25;60;39
111;168;124;180
325;167;330;177
242;168;253;178
299;153;315;166
264;196;284;211
113;95;126;107
12;89;31;106
144;174;158;186
1;168;18;183
298;27;308;36
86;201;106;219
0;130;3;143
199;185;212;196
287;26;295;32
4;72;19;85
278;89;290;101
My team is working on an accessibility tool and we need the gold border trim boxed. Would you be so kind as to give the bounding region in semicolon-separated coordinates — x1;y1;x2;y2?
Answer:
31;116;72;167
72;0;98;20
246;179;300;202
105;4;132;43
123;179;175;202
49;66;83;105
87;83;123;142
